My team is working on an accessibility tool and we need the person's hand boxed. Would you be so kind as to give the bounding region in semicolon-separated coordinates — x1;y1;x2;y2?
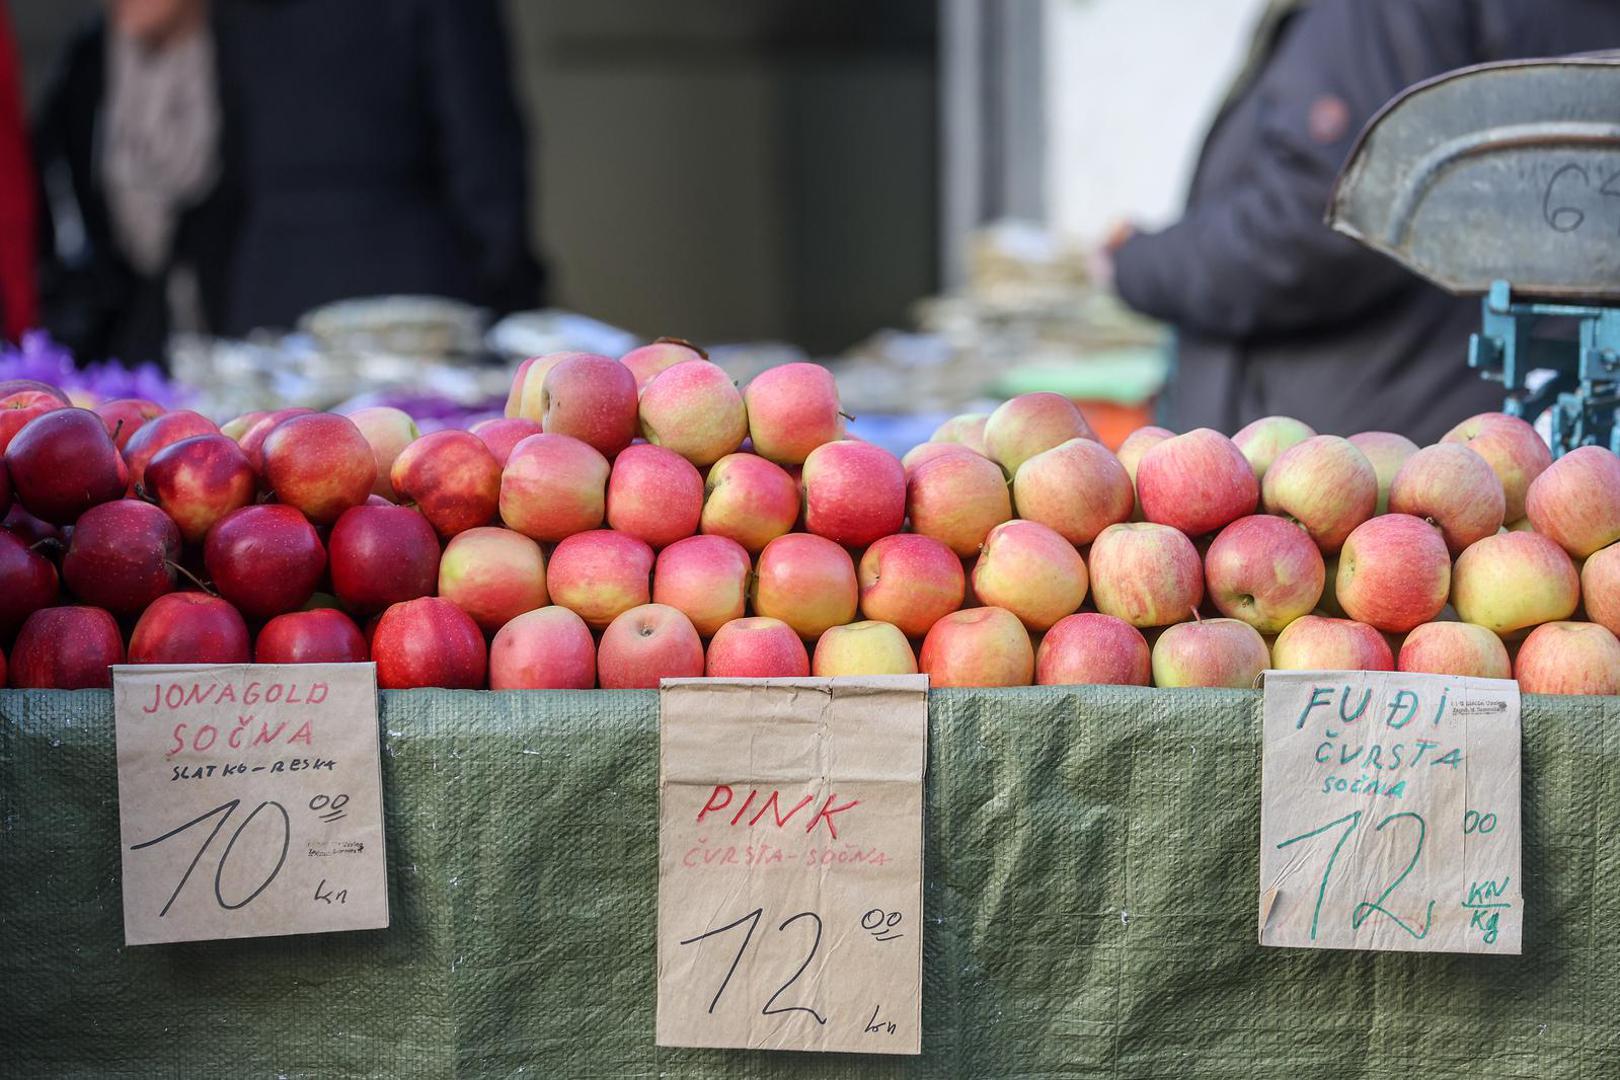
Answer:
1104;220;1137;254
1090;220;1138;290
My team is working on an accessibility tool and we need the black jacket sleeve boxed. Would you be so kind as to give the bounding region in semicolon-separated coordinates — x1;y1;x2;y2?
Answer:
1112;0;1482;340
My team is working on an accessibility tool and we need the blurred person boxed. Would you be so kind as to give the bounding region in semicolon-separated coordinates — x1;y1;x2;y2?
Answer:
34;0;231;365
0;5;36;343
1106;0;1620;444
211;0;543;334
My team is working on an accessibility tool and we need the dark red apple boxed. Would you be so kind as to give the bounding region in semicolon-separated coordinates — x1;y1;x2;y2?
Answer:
4;502;63;547
0;529;59;639
6;408;129;524
144;435;256;544
0;380;70;406
372;596;487;689
389;430;500;537
203;504;327;618
255;609;369;664
327;504;439;614
237;407;315;473
10;605;124;688
128;592;251;664
121;409;219;489
62;501;180;617
0;401;56;456
95;398;165;450
262;413;377;524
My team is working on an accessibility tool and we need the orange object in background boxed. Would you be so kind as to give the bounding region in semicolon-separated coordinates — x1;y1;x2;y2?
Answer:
1078;399;1156;451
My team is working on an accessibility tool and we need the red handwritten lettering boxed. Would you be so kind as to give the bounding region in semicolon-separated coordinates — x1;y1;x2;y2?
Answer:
697;785;733;823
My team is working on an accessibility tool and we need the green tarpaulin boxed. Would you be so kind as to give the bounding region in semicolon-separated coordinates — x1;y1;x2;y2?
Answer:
2;685;1615;1078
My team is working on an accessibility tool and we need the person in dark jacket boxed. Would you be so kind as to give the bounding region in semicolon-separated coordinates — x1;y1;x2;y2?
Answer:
1109;0;1620;444
211;0;543;334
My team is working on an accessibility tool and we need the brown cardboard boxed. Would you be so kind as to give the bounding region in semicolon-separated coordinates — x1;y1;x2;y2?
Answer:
113;663;389;946
1258;670;1521;953
656;676;927;1054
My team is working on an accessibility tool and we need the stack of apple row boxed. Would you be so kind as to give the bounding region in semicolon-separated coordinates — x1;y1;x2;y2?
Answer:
0;338;1616;695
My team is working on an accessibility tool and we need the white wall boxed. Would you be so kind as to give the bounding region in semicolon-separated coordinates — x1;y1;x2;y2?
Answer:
1045;0;1269;242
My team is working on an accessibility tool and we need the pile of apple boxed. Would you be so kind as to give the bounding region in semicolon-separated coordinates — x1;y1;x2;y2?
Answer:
1;339;1618;695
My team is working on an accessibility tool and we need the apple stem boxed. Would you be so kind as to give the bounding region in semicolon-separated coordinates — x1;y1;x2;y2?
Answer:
28;537;64;558
653;335;707;360
111;418;125;442
1190;607;1202;623
133;482;158;505
838;410;857;423
167;560;218;597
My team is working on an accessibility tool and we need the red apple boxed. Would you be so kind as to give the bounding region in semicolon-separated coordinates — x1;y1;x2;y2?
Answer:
597;603;705;689
498;433;610;542
3;502;61;547
971;519;1088;631
605;443;703;549
328;504;440;615
237;407;315;472
1347;431;1420;515
983;392;1096;475
1204;514;1324;633
372;596;487;689
639;359;748;466
1035;612;1151;686
121;409;219;488
144;434;257;544
95;398;164;450
1151;617;1271;688
857;533;964;638
919;606;1034;687
1441;412;1552;522
62;500;180;618
700;452;800;554
706;616;810;677
263;413;377;524
438;526;548;634
388;429;500;537
751;533;858;640
743;363;844;465
1387;443;1505;555
0;380;70;406
345;406;420;501
203;504;327;618
546;529;654;630
801;440;905;548
488;605;597;689
1260;435;1377;553
128;593;252;665
1011;436;1134;544
1232;416;1315;481
219;410;268;442
652;535;750;637
540;352;639;458
0;397;62;456
1525;445;1620;557
254;609;369;664
0;528;59;639
906;449;1013;557
469;416;543;466
1087;522;1203;628
1515;621;1620;695
1271;615;1393;671
620;338;704;392
1136;428;1258;537
1452;531;1579;636
1335;513;1450;633
1397;622;1512;679
9;606;124;688
7;408;128;523
813;620;918;676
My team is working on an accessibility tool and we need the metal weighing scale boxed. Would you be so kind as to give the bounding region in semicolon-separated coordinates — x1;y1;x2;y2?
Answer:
1327;55;1620;456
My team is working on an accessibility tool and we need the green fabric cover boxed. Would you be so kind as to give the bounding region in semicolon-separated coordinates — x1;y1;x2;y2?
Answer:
1;685;1615;1078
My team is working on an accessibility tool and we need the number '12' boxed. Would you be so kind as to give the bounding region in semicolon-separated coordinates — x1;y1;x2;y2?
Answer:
1275;809;1435;940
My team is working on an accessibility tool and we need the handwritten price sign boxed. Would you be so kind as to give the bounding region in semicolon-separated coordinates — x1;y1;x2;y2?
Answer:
113;663;389;946
656;676;927;1055
1259;670;1521;954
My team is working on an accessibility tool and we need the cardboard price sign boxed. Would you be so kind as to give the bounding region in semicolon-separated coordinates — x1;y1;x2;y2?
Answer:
113;664;389;946
657;676;927;1055
1259;670;1521;954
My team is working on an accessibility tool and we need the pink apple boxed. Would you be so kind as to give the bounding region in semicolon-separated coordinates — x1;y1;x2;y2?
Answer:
346;406;420;500
255;609;369;664
1203;514;1324;633
652;534;751;637
506;351;585;421
901;441;976;476
1442;412;1552;521
203;504;328;618
1335;513;1450;632
499;433;610;542
122;409;219;489
751;533;858;640
389;429;501;537
328;504;440;615
1525;445;1620;557
541;352;641;458
1346;431;1420;514
438;526;548;633
373;596;487;689
1116;425;1174;520
605;443;703;549
919;606;1033;687
1387;443;1505;555
929;413;989;455
699;452;800;554
488;606;596;689
971;519;1088;631
128;593;252;665
857;534;964;638
469;417;544;467
801;440;905;548
62;500;180;618
1151;618;1270;688
1581;541;1620;638
905;449;1013;557
597;603;705;689
743;363;844;465
983;392;1095;475
813;620;918;677
263;413;377;524
95;398;164;450
620;338;704;392
1136;428;1258;537
1515;621;1620;694
706;617;811;678
1260;435;1377;553
1397;622;1511;679
638;360;748;466
546;529;654;630
1035;612;1151;686
1271;615;1393;671
1011;437;1134;544
1087;522;1203;628
1452;531;1579;635
1232;416;1316;481
9;606;124;688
